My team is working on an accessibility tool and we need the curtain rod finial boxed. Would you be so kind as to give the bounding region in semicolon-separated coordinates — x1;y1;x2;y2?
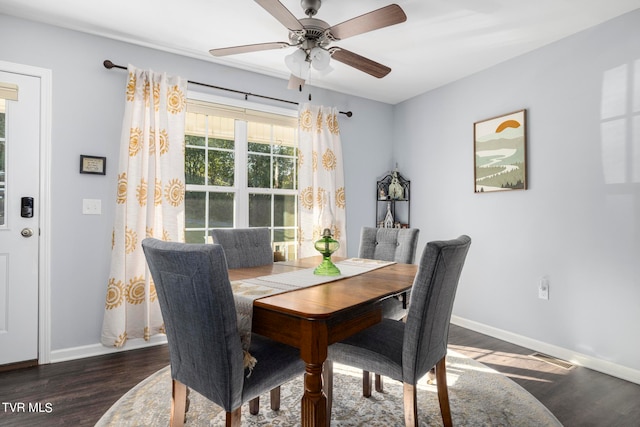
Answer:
103;60;114;69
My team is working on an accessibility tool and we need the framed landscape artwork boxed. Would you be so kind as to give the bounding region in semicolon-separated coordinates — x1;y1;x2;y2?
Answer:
474;109;527;193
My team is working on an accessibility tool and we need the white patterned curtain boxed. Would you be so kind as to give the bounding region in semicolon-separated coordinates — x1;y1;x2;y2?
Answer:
298;103;347;257
101;66;187;347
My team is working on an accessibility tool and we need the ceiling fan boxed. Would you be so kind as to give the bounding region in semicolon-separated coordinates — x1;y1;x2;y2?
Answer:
209;0;407;88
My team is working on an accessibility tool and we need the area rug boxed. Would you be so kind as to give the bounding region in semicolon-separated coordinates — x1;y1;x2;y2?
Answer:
96;350;561;426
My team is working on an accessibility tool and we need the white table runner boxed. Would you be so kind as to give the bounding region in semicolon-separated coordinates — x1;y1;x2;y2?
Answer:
232;258;395;373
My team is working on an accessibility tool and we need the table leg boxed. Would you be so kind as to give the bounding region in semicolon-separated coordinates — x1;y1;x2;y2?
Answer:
300;321;328;427
302;362;326;426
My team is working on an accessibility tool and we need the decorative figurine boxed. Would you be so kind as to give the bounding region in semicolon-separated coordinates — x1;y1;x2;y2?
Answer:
388;170;403;200
384;202;394;228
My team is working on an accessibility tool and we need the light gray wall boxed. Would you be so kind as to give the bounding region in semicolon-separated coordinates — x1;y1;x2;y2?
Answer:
3;8;638;378
394;9;640;372
0;14;393;351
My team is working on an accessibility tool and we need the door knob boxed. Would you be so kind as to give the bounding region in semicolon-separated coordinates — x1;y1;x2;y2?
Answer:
21;228;34;237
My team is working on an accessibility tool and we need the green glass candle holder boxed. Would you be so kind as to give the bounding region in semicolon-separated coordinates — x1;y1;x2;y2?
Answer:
313;228;341;276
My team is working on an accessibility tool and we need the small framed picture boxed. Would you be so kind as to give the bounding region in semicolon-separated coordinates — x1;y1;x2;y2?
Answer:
474;109;527;193
80;155;106;175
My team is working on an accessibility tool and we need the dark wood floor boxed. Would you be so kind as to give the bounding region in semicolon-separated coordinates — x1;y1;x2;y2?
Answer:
1;325;639;426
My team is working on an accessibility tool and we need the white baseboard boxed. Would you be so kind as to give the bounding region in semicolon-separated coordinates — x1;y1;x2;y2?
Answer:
47;318;640;386
451;315;640;386
50;335;168;364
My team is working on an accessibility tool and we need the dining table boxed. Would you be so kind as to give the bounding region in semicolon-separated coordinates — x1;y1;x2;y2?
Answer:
228;256;418;427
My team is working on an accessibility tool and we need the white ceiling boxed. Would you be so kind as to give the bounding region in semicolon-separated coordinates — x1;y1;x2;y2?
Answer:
2;0;638;104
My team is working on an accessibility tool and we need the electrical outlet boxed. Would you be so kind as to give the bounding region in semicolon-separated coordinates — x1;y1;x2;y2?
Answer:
538;276;549;300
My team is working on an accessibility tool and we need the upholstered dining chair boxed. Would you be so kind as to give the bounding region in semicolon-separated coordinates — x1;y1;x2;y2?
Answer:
209;227;274;269
141;238;305;427
359;227;419;265
324;235;471;427
357;226;420;394
209;227;277;414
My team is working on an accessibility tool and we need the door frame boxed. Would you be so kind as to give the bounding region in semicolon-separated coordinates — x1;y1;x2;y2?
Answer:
1;60;52;364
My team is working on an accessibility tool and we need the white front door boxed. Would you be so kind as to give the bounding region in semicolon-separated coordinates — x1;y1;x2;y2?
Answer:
0;70;41;365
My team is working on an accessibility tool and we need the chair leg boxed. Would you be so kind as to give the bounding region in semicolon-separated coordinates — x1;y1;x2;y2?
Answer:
323;360;333;427
249;387;280;415
427;367;436;384
362;370;372;397
435;356;453;427
270;386;281;411
225;407;241;427
403;383;417;427
185;387;190;415
375;374;384;392
170;379;187;427
249;396;259;415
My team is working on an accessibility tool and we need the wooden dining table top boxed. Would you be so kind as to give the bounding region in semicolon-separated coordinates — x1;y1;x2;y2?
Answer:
229;256;417;315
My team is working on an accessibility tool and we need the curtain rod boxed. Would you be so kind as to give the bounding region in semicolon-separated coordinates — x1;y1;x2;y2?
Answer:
103;60;353;118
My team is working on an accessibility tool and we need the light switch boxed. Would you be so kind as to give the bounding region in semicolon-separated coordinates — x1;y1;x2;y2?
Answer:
82;199;101;215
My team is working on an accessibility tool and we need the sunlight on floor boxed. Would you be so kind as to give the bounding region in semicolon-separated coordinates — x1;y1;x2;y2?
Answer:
332;343;574;392
448;344;572;383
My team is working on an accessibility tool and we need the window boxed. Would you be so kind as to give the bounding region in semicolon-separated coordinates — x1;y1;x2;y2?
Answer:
184;95;299;260
0;99;6;226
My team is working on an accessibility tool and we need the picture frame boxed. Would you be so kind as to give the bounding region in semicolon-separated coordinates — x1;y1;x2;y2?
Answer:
80;155;106;175
474;109;527;193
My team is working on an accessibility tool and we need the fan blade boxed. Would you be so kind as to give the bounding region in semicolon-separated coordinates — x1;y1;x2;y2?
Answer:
329;4;407;40
209;42;290;57
330;47;391;78
254;0;304;31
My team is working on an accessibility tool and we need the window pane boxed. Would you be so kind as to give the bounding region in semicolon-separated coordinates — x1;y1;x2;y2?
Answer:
185;230;207;244
185;191;206;229
249;194;271;227
273;229;297;261
248;141;270;153
185;147;205;185
273;228;296;243
209;192;234;227
248;154;270;188
185;134;205;147
209;137;234;150
273;144;294;156
274;195;295;227
274;157;295;189
208;150;234;186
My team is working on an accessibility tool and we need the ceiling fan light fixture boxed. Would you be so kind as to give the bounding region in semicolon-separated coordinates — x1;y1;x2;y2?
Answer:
285;49;310;79
310;47;331;71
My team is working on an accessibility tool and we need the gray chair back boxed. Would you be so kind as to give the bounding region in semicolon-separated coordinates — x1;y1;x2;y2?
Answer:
141;238;245;410
403;235;471;384
210;228;273;269
358;227;420;264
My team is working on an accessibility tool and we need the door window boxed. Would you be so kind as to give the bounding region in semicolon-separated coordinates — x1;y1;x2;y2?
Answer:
0;99;6;226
